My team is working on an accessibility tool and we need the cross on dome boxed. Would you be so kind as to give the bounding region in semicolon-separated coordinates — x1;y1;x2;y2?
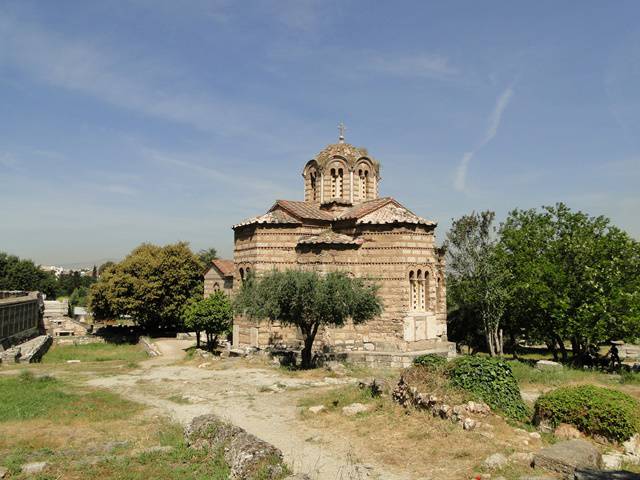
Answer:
338;122;346;144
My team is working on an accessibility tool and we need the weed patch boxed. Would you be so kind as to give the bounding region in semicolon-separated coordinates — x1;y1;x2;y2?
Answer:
42;343;148;364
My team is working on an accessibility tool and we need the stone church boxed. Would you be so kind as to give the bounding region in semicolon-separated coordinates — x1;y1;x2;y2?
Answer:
231;131;453;366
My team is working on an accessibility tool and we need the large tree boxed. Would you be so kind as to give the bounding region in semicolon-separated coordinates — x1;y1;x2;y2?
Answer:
197;248;218;269
0;252;57;298
183;291;233;349
89;242;203;330
235;270;382;369
445;211;511;356
499;203;640;360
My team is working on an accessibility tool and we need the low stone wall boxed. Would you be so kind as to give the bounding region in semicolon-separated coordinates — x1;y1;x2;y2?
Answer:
54;335;105;346
185;414;288;480
139;336;160;357
0;335;52;364
392;371;491;431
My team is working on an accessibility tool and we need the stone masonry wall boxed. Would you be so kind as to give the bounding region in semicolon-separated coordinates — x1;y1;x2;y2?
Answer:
0;292;43;349
232;222;448;354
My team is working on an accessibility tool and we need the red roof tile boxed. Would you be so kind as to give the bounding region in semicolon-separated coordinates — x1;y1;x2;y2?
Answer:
211;259;234;277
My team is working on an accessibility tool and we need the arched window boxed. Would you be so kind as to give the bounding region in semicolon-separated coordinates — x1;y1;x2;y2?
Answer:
417;270;425;311
330;168;336;198
310;171;317;201
360;169;369;200
409;270;417;311
336;168;343;198
239;268;245;283
424;271;430;311
213;282;220;292
436;276;442;313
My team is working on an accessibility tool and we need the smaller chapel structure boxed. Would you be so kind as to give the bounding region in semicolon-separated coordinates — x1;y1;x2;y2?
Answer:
231;130;453;366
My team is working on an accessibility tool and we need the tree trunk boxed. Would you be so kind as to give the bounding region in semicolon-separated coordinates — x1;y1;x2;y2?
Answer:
195;330;201;348
554;334;568;362
546;340;558;362
300;323;320;369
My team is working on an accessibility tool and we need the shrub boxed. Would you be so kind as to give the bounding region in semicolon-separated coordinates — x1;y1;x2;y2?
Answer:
534;385;640;442
413;354;447;369
448;355;529;421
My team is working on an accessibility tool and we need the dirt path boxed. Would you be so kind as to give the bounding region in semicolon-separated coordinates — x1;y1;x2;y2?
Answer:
88;338;408;480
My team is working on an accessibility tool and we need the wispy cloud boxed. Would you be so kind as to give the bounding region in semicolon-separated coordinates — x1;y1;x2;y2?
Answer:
369;53;457;79
139;146;293;196
454;86;514;192
0;13;289;144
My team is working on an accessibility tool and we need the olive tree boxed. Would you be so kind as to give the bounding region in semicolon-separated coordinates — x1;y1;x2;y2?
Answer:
235;270;382;369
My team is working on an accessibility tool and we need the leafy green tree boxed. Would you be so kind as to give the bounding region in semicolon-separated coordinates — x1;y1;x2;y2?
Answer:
98;261;116;276
499;203;640;360
88;242;203;330
56;270;95;297
445;211;511;356
197;248;218;269
183;291;233;349
68;286;90;316
235;270;382;369
0;252;57;298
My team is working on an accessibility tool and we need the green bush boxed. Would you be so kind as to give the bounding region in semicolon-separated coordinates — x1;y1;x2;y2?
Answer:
534;385;640;442
448;356;529;421
413;354;447;369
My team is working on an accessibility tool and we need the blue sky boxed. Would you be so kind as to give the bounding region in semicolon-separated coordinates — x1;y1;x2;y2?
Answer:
1;1;639;267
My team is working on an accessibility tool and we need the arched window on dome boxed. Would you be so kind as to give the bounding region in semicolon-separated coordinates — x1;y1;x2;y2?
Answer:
359;168;369;200
310;170;317;201
330;168;336;198
331;167;344;199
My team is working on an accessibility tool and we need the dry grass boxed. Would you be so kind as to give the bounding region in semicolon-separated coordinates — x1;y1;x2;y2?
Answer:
298;384;544;480
0;364;231;479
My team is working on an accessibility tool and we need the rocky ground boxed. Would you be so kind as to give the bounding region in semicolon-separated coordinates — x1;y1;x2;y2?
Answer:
87;339;406;479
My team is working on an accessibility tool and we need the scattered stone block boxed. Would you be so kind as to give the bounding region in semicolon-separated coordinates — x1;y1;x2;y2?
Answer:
510;451;534;466
574;469;640;479
536;360;563;369
529;432;542;439
21;462;48;475
342;402;369;416
185;414;286;480
66;359;81;364
624;434;640;457
0;466;7;478
601;453;624;470
462;417;477;430
308;405;325;414
534;439;601;476
483;453;508;469
555;423;582;440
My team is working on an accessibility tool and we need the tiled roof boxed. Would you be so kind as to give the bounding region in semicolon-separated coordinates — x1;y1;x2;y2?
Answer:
298;231;365;246
357;202;435;226
271;200;334;221
232;209;302;228
211;259;235;277
337;197;395;220
234;197;435;229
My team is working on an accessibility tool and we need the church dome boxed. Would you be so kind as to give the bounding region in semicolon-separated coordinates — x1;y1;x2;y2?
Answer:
313;143;380;174
302;136;381;205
